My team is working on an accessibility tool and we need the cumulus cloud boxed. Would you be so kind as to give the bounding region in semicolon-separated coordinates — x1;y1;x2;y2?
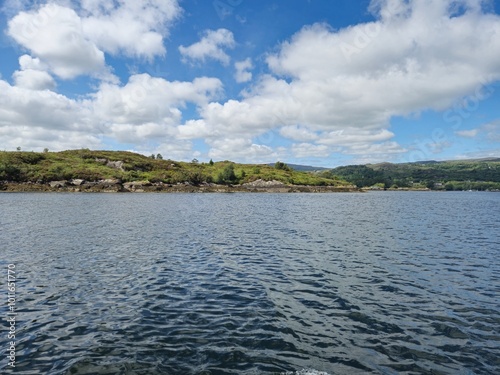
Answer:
6;1;181;80
207;138;280;163
0;69;223;157
81;0;181;59
179;28;235;65
91;73;222;151
187;0;500;161
93;74;222;128
292;143;330;158
7;3;106;79
0;79;101;150
280;125;319;142
13;55;56;90
234;58;253;83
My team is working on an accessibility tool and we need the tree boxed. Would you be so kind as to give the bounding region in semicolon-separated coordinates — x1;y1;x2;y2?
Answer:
217;163;237;184
192;158;199;164
43;148;49;153
274;161;291;171
156;153;163;160
16;147;21;151
185;170;205;185
209;159;214;166
150;154;156;159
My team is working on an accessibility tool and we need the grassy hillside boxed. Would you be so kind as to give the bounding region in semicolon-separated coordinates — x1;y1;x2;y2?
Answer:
0;150;348;187
324;159;500;190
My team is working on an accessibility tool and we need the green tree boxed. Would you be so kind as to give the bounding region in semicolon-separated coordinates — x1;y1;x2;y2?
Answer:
156;153;163;160
274;161;291;171
150;154;156;159
185;170;205;186
209;159;214;166
217;163;237;184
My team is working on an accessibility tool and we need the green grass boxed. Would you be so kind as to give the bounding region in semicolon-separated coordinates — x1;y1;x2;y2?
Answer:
0;150;350;187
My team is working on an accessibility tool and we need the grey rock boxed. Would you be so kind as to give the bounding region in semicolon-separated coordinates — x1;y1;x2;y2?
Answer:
123;181;151;192
70;179;85;186
49;180;68;188
106;160;124;171
243;179;286;188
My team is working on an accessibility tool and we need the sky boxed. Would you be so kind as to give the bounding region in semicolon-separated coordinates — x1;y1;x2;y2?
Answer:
0;0;500;167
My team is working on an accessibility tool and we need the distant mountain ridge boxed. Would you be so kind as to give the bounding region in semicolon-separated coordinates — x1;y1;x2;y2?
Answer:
324;157;500;191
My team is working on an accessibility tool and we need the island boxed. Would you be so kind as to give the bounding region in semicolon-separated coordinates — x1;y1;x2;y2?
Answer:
1;150;499;193
0;150;356;193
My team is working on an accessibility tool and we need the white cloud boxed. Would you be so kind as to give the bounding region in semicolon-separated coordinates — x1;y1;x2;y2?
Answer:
292;143;330;158
13;69;56;91
348;142;409;165
179;28;235;65
0;70;222;153
190;0;500;161
12;54;56;90
234;58;253;83
280;125;319;142
455;121;500;142
93;74;222;128
7;3;107;79
0;79;101;150
6;1;181;80
456;129;480;138
81;0;181;59
207;138;280;163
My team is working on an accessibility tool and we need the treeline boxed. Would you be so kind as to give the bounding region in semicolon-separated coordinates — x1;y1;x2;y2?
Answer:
322;160;500;190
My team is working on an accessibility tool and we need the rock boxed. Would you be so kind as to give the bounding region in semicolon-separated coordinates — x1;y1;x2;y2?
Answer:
70;179;85;186
99;178;121;186
49;180;68;188
123;181;151;192
106;160;124;171
243;179;286;188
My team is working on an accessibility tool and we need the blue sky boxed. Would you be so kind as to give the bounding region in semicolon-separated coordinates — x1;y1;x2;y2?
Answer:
1;0;499;167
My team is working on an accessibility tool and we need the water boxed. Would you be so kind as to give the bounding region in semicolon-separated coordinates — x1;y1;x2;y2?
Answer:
1;192;499;375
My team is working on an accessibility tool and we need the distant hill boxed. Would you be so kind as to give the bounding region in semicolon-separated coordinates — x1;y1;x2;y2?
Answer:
322;158;500;191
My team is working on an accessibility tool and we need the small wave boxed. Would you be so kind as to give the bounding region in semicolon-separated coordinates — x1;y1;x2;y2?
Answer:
282;370;331;375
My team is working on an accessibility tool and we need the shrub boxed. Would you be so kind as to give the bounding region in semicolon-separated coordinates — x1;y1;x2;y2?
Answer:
274;161;291;171
217;163;238;184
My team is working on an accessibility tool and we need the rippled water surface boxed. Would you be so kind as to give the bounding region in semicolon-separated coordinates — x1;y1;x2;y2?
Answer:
1;192;499;374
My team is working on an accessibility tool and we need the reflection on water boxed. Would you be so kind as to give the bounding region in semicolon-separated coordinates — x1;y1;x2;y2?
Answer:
1;192;499;374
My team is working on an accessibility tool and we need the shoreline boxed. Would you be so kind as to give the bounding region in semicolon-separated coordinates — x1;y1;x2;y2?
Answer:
0;181;359;193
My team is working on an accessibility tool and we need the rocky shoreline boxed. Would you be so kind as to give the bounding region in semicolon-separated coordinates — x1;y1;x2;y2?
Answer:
0;179;359;193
